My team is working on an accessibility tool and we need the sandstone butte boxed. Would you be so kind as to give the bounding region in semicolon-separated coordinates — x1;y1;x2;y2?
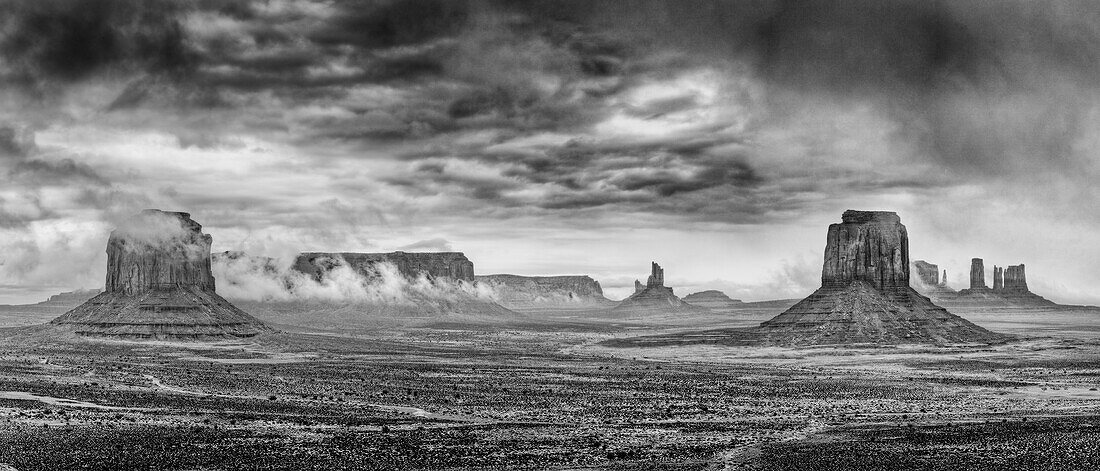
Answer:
51;210;271;339
757;210;1007;346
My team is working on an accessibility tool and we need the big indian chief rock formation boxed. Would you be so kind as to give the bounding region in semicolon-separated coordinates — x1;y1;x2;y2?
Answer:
757;210;1006;345
51;210;271;339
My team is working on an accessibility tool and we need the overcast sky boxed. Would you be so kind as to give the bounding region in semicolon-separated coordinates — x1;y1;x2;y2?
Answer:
2;0;1100;304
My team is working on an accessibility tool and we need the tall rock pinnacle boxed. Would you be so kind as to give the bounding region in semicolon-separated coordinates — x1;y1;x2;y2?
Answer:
993;266;1004;290
969;258;987;290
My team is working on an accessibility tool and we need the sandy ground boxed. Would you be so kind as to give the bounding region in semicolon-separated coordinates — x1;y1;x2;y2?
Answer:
0;305;1094;469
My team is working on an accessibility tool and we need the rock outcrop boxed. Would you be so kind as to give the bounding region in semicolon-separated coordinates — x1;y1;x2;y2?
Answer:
294;251;474;282
475;275;615;311
634;280;644;294
51;210;270;339
758;210;1005;345
993;266;1004;290
610;262;703;316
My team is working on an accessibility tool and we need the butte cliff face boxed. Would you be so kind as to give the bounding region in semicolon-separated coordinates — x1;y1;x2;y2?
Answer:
610;262;702;316
51;210;270;339
294;251;474;282
758;210;1005;346
475;275;614;311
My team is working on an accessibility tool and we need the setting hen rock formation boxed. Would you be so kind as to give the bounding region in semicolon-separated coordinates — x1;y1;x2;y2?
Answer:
758;210;1005;346
475;275;614;311
682;290;744;310
610;262;703;316
51;210;270;339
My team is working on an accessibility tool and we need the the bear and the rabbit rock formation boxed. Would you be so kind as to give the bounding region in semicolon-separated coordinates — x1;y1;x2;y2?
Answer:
757;210;1006;345
51;210;270;339
610;262;703;316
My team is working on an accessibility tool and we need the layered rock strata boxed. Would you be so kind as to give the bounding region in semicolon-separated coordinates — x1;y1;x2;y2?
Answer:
294;251;474;282
758;210;1004;345
52;210;270;339
475;275;615;311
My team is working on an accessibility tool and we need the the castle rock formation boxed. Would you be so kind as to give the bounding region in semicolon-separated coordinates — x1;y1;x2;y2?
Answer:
294;251;474;282
1003;265;1027;291
759;210;1005;345
51;210;270;339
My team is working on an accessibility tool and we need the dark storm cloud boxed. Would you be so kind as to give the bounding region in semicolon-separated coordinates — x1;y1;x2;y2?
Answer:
0;0;191;94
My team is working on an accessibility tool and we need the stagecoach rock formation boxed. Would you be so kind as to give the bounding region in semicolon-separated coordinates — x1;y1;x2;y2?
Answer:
611;262;703;315
475;274;615;310
51;210;271;339
293;251;475;282
758;210;1005;345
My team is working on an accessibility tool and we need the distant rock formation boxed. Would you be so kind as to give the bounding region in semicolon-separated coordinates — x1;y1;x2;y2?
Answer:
610;262;703;316
634;280;644;294
969;258;987;290
51;210;270;339
294;251;474;282
0;289;101;327
913;260;940;286
1004;264;1027;291
682;290;744;310
911;260;957;298
947;260;1056;308
475;274;615;311
758;210;1005;345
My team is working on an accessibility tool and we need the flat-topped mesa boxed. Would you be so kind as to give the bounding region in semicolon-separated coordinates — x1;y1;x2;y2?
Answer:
913;260;940;286
294;251;474;282
474;274;615;311
1004;264;1028;291
969;258;987;290
51;210;270;339
821;210;908;291
105;210;216;294
993;266;1004;290
646;262;665;288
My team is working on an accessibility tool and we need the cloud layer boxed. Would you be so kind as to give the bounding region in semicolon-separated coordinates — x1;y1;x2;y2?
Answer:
2;1;1100;304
